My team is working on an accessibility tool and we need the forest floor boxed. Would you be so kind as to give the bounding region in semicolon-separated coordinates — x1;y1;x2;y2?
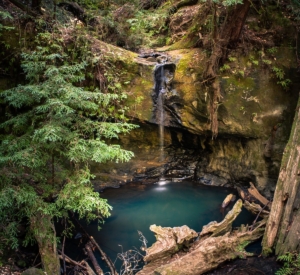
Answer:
0;256;281;275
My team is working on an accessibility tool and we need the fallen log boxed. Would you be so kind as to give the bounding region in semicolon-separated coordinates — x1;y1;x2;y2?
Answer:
90;236;118;275
85;241;104;275
58;254;97;275
248;182;271;209
237;187;246;200
58;253;87;271
82;260;97;275
71;215;118;275
243;200;270;218
143;225;198;262
200;199;243;237
136;200;266;275
221;193;235;208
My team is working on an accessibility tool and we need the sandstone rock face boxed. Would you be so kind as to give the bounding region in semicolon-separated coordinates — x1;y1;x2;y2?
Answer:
87;30;298;196
114;43;299;195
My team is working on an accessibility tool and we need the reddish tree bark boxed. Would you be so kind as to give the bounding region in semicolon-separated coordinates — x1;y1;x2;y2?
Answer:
262;93;300;255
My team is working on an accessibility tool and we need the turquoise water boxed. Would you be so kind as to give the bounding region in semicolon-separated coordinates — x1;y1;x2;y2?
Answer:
83;181;254;271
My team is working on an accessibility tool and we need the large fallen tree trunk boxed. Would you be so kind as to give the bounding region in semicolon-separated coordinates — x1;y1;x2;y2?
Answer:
262;93;300;255
137;200;266;275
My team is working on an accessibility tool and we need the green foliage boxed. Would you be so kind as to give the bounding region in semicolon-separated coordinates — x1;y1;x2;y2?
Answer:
267;47;278;55
126;9;168;47
201;0;243;6
262;59;272;65
238;70;245;77
0;30;137;251
272;66;292;90
249;55;259;65
222;0;243;6
276;252;300;275
272;66;285;79
220;63;230;72
0;10;14;51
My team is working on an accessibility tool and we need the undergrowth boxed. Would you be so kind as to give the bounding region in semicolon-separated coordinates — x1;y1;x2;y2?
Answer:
276;252;300;275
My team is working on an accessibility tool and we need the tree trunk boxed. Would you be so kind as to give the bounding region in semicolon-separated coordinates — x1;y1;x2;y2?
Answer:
262;93;300;255
30;211;60;275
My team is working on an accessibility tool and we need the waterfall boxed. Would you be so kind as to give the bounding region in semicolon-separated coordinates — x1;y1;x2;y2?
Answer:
157;91;165;162
152;57;176;166
155;64;167;162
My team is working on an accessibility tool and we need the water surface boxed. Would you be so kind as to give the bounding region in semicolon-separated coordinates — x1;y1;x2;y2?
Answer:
84;181;254;271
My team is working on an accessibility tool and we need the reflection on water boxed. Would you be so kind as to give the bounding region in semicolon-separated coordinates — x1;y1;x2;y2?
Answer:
83;181;254;272
154;186;167;191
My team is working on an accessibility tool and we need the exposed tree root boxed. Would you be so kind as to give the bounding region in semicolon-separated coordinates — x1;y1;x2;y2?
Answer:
203;0;250;138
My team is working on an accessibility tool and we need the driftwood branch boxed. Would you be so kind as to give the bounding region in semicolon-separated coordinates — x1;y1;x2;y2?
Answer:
249;202;270;231
90;236;118;275
243;200;270;218
201;199;243;237
248;182;271;209
71;215;117;275
58;252;88;271
81;260;97;275
58;253;96;275
85;241;104;275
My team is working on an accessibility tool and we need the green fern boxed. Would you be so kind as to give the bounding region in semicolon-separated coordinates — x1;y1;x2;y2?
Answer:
276;252;300;275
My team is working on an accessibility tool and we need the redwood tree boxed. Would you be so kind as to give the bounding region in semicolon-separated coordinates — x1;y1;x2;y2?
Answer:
262;93;300;255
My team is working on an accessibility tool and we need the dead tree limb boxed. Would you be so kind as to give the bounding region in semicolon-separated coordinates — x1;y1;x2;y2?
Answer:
243;200;270;218
90;236;118;275
248;182;271;209
58;253;88;271
71;215;117;275
81;260;97;275
85;241;104;275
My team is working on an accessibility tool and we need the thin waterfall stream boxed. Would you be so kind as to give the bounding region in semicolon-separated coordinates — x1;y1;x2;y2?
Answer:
153;57;175;166
158;90;165;163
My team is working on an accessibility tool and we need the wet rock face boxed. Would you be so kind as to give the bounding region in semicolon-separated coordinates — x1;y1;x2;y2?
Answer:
122;46;298;196
87;43;297;197
91;124;280;196
153;63;176;98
